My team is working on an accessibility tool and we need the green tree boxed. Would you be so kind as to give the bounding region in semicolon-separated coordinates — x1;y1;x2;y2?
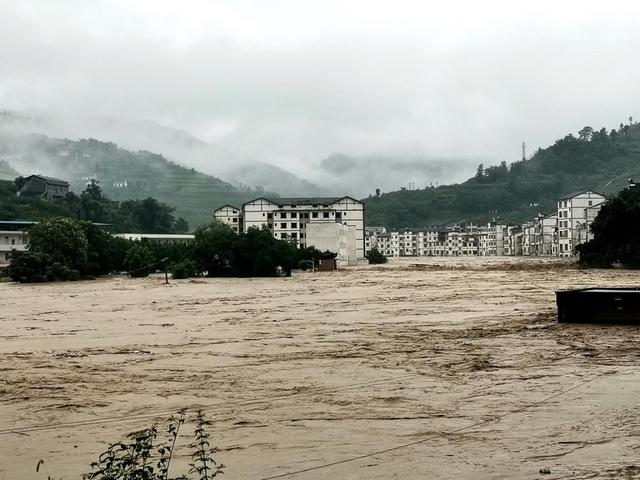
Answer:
124;243;156;277
14;176;26;191
8;252;56;283
577;186;640;268
79;221;124;276
578;126;594;141
366;247;388;264
192;221;237;276
80;181;109;223
28;217;88;271
169;259;199;279
175;217;189;233
117;198;178;233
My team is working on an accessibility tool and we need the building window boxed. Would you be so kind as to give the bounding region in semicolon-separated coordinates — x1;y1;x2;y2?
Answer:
291;212;297;218
280;223;287;229
281;212;287;219
323;212;329;218
291;232;297;239
291;222;297;228
232;217;238;223
312;212;318;218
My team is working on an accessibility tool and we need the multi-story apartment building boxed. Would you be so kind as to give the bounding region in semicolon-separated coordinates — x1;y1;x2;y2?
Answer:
364;190;607;260
369;232;400;257
416;230;445;256
478;222;507;256
215;196;365;259
521;222;534;256
557;190;605;256
213;204;243;233
446;231;479;256
531;213;558;256
0;221;30;271
399;231;417;256
502;225;522;256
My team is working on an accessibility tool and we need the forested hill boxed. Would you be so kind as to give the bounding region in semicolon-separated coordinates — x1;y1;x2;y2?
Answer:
364;122;640;228
0;134;266;226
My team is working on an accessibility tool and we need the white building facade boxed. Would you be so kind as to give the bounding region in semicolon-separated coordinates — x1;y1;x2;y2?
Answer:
213;204;243;233
219;196;365;260
557;190;605;257
363;189;606;260
0;222;29;270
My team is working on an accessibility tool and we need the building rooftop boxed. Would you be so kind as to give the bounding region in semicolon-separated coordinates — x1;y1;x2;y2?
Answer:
558;189;605;201
114;233;195;241
261;196;345;206
24;174;70;186
214;204;241;212
0;220;37;225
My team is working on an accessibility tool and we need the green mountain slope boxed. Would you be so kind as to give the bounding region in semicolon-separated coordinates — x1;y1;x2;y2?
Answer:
1;110;326;201
364;123;640;228
0;134;264;226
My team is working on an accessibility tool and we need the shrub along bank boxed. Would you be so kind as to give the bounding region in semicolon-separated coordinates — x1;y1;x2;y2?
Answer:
8;218;325;282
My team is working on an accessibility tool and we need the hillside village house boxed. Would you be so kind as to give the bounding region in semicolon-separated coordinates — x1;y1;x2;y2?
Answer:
18;175;70;200
215;196;365;264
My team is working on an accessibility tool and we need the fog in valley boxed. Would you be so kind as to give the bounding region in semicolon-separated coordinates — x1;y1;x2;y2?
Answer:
1;1;639;196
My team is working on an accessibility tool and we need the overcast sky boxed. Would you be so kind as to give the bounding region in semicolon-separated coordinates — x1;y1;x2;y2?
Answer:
1;0;639;170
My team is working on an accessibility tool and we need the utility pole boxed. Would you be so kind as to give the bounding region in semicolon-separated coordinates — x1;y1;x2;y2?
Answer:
161;257;169;284
521;141;526;161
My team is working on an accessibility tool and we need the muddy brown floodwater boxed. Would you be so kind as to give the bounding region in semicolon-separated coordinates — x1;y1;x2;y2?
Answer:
2;256;640;479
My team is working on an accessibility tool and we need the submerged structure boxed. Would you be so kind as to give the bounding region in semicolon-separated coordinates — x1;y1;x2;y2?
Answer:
556;288;640;323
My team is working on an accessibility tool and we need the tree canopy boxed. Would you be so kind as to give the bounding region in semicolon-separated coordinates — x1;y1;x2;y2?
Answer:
577;186;640;268
0;178;189;233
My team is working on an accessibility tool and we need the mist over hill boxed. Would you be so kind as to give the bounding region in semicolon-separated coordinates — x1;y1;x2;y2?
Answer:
0;110;329;198
0;110;481;199
317;153;479;198
365;121;640;228
0;130;264;226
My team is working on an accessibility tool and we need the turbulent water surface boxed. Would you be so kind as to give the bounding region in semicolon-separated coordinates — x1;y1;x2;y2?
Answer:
2;257;640;479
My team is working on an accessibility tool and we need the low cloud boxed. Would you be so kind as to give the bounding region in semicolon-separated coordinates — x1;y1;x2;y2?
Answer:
1;1;639;185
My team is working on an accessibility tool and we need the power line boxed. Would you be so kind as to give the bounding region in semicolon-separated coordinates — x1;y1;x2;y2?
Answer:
255;369;615;480
0;373;417;436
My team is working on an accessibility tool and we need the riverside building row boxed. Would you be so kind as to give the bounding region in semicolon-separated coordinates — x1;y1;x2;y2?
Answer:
366;190;605;258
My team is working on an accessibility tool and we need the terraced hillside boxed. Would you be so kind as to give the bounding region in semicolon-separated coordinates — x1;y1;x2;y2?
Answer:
0;134;263;226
